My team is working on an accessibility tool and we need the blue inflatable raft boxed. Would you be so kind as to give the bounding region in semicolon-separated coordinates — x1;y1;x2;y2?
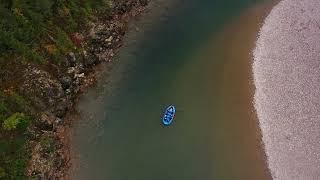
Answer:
162;105;176;126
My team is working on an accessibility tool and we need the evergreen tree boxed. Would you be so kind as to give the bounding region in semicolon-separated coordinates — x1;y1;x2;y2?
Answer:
0;0;111;62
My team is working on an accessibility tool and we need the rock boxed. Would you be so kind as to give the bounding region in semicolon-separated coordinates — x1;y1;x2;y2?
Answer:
40;113;55;125
55;118;62;124
67;52;77;66
54;99;68;118
20;65;68;117
65;89;71;95
27;133;59;179
83;50;87;56
82;53;99;67
105;36;113;42
67;67;76;74
59;76;72;90
38;112;55;131
68;52;75;61
76;63;85;72
74;73;85;79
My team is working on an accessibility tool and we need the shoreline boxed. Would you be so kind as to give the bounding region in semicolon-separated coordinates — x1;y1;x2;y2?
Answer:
249;1;280;178
250;1;280;179
60;2;150;179
23;1;150;179
212;1;276;178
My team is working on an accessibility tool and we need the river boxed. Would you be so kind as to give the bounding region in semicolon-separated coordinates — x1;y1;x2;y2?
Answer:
71;0;274;179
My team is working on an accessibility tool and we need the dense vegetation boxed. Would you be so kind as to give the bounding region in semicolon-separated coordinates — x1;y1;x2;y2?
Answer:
0;91;31;179
0;0;111;178
0;0;111;63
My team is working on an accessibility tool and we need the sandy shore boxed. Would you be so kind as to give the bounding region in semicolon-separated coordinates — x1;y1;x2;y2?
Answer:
253;0;320;179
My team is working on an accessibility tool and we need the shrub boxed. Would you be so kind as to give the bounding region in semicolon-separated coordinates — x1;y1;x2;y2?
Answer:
0;166;6;178
2;112;29;131
0;103;7;124
0;102;8;115
4;151;29;179
8;93;27;110
0;132;29;179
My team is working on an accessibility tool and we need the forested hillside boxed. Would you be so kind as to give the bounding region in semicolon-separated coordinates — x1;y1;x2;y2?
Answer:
0;0;147;179
0;0;110;62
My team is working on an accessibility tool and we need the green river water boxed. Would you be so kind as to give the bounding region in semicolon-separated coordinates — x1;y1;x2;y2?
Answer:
71;0;274;179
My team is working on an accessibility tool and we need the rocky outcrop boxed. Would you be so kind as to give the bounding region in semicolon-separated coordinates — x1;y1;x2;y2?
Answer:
20;66;69;118
87;0;148;64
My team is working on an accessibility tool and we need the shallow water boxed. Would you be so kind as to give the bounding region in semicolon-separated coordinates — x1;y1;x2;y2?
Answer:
71;0;273;179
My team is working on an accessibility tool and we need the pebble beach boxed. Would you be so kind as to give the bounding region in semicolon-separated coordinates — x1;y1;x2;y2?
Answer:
253;0;320;179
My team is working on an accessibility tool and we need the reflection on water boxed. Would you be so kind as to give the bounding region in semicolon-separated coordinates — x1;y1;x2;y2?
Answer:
71;0;274;179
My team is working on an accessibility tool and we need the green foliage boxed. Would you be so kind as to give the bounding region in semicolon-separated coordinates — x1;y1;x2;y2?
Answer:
0;0;111;62
53;27;74;61
5;157;28;179
0;140;9;154
0;92;31;179
0;167;6;178
2;112;28;131
0;92;29;117
0;103;8;122
0;101;9;125
2;143;29;180
0;0;112;178
0;92;31;130
0;134;29;179
7;93;27;110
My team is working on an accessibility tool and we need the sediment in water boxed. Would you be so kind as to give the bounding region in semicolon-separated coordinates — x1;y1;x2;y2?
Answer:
253;0;320;179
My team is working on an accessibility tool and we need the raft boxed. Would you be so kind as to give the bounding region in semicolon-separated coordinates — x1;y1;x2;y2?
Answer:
162;105;176;126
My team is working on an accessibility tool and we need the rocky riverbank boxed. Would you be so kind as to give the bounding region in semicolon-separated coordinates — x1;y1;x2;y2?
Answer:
0;0;149;179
